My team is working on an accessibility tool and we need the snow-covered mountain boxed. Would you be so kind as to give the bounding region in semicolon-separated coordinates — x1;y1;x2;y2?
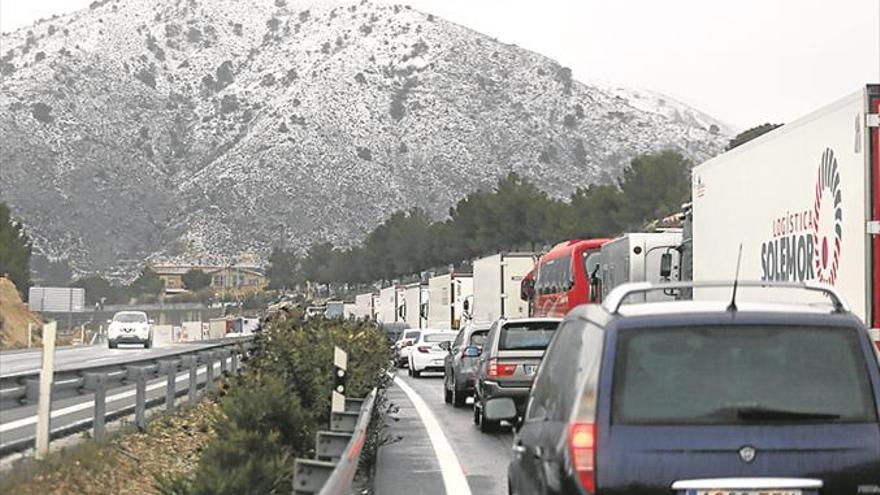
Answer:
0;0;733;275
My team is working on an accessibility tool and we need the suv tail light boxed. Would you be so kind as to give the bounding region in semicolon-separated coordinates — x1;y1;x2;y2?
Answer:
417;346;431;353
567;422;596;493
487;359;516;377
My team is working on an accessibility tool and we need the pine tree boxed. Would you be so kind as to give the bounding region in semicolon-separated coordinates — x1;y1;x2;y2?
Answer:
0;202;32;294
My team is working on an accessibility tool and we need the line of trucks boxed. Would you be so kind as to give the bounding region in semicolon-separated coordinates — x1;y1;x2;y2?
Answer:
344;85;879;347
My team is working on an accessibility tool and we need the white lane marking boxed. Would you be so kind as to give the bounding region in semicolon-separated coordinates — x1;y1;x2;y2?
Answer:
0;361;224;434
84;357;122;365
394;376;473;495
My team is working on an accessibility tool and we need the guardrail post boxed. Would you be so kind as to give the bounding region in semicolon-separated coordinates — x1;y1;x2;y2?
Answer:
82;372;108;441
181;355;199;405
157;360;179;411
200;352;215;392
125;366;149;431
230;349;239;375
219;349;229;376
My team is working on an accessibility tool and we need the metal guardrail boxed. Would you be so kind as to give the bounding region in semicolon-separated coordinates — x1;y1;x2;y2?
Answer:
293;389;377;495
0;336;255;457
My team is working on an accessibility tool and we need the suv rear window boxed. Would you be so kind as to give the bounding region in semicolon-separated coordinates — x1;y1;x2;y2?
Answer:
612;326;877;425
403;331;420;341
470;330;489;346
499;321;560;351
425;333;455;343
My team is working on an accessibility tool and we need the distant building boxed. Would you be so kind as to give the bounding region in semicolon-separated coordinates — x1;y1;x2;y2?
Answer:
151;263;267;294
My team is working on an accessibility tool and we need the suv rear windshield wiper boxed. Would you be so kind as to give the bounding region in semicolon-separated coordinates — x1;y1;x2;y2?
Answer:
734;406;841;421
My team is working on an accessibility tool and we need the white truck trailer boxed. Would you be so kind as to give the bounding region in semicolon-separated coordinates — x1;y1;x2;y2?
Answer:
692;85;879;346
378;285;405;324
471;253;535;324
427;272;473;330
354;292;374;320
600;232;683;303
402;283;428;328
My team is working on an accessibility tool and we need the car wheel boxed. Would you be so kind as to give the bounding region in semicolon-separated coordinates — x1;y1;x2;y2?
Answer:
479;408;497;433
108;340;117;349
452;379;466;408
412;367;421;378
144;338;152;349
444;383;452;404
473;401;481;425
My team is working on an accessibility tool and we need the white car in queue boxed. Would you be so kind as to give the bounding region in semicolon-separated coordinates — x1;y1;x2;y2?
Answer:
408;329;457;377
107;311;154;349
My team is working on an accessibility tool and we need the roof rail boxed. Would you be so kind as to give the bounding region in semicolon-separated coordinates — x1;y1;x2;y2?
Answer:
602;280;849;315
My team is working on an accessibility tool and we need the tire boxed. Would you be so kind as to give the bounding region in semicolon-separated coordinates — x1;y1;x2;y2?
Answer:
473;401;481;425
144;338;152;349
452;379;466;408
479;408;498;433
412;367;421;378
108;340;117;349
444;383;452;404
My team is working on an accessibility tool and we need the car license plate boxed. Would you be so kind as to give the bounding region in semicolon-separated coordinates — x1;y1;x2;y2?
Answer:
687;491;801;495
523;364;537;376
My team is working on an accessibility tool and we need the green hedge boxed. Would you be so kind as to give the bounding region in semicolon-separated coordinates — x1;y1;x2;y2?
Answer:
157;317;391;495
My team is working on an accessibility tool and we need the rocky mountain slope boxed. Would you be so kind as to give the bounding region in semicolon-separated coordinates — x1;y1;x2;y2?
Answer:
0;0;732;276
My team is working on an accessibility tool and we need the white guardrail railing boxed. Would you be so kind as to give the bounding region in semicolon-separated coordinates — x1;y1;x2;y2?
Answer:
293;388;378;495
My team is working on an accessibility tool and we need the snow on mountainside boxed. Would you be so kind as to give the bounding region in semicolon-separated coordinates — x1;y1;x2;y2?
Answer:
0;0;732;275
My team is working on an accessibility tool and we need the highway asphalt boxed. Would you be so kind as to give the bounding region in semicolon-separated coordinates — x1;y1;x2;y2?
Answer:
0;340;223;377
375;370;514;495
0;341;237;455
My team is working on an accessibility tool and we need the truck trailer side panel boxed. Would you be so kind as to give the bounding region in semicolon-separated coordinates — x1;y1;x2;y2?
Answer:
693;86;876;331
472;253;534;323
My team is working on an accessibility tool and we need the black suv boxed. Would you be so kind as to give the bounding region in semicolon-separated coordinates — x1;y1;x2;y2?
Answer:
505;281;880;495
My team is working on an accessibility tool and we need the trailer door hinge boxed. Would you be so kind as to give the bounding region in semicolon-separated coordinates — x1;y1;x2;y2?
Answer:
868;221;880;235
868;113;880;128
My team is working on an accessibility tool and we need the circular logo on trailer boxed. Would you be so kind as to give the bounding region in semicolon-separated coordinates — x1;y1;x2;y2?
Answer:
813;148;843;284
738;446;757;463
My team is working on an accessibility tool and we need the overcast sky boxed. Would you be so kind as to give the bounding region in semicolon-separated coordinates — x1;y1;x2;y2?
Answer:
1;0;877;129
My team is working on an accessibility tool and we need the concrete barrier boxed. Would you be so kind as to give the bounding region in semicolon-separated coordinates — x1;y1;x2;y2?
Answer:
208;318;228;339
152;325;174;347
180;321;203;342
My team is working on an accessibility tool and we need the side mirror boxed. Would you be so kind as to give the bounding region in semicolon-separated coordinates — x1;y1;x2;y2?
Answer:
463;345;481;357
484;397;518;423
660;253;673;278
106;319;113;324
462;298;471;312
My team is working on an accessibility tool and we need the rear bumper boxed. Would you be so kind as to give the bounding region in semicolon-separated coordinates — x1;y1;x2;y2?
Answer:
110;334;149;343
411;353;446;371
481;380;531;411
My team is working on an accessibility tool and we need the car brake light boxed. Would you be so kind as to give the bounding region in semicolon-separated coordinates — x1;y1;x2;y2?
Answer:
417;346;431;353
487;359;516;377
568;422;596;493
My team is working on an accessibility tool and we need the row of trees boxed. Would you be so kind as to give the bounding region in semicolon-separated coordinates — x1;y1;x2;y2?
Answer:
0;202;32;293
269;150;693;288
73;267;214;305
